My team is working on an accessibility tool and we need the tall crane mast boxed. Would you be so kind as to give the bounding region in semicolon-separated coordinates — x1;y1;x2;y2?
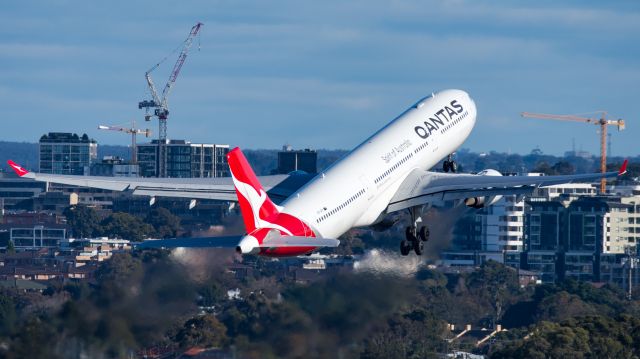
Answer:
138;22;203;177
521;111;626;194
98;120;152;164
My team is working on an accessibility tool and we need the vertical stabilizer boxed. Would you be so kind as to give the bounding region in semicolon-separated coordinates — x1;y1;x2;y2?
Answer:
227;147;280;233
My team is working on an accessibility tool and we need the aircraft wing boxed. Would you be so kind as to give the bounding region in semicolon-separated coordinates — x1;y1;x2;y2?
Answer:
6;160;315;204
386;160;628;213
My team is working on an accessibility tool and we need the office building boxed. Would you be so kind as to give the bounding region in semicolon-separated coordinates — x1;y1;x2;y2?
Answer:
90;156;139;177
277;145;317;174
39;132;97;175
521;193;640;283
137;140;230;178
10;226;67;248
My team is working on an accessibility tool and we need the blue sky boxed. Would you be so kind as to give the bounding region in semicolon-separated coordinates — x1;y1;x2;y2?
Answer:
1;1;638;155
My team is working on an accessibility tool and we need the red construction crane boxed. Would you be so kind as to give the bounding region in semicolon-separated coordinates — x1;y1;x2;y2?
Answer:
98;121;152;164
521;111;625;194
138;22;203;177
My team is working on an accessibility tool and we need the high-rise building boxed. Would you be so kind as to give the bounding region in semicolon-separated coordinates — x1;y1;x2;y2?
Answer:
39;132;97;175
136;140;230;178
522;193;640;283
277;145;317;174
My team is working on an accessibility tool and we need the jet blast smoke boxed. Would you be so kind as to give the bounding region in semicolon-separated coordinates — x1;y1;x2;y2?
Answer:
420;205;468;260
170;215;246;282
354;249;424;277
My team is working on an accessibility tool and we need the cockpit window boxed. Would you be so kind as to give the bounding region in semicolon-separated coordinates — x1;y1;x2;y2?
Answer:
411;94;433;109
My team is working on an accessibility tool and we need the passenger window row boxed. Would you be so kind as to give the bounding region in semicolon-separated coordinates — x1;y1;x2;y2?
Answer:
439;110;469;135
374;152;414;184
413;140;429;155
316;188;366;223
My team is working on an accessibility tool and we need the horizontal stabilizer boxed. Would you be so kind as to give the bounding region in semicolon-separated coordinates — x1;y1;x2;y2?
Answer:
260;236;340;248
135;236;241;249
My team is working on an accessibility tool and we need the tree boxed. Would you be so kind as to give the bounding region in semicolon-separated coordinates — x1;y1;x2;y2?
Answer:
63;205;101;238
0;292;16;335
95;252;143;285
146;207;181;238
6;240;15;255
174;314;228;348
533;161;574;175
100;212;154;241
199;282;225;308
551;161;574;175
466;260;521;322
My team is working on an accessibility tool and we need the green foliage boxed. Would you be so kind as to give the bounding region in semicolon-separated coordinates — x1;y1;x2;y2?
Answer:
146;208;181;238
64;205;101;238
362;309;446;359
7;315;61;359
490;315;640;359
1;250;639;357
95;252;144;285
5;239;15;254
199;282;224;307
466;260;522;321
533;161;575;175
0;292;16;336
100;212;155;241
174;314;228;349
64;206;183;241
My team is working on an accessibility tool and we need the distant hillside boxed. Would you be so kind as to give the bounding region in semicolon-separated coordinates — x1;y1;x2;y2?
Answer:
0;141;38;172
0;140;634;177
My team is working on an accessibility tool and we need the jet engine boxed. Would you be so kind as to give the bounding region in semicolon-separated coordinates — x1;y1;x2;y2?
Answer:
464;169;503;209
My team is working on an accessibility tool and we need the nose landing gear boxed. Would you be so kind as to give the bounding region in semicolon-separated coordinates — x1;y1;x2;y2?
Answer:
443;154;458;173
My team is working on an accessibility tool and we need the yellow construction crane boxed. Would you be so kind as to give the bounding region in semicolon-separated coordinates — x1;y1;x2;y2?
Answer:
521;111;625;194
98;120;151;164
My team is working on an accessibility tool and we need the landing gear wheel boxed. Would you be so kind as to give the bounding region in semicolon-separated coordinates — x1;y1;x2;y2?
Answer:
413;239;424;255
400;240;411;256
443;160;451;173
444;154;457;173
419;226;430;242
450;161;458;173
405;226;417;242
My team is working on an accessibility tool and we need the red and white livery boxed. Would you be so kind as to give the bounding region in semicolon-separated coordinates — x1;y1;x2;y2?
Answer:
7;89;627;257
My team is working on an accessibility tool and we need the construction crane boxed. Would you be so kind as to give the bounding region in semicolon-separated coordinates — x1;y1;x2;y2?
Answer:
98;120;152;164
139;22;203;177
521;111;625;194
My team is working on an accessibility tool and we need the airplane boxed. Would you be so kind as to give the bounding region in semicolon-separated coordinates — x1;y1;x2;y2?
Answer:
7;89;628;258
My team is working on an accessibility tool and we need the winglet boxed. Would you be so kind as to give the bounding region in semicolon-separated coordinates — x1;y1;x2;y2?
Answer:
7;160;29;177
618;159;629;176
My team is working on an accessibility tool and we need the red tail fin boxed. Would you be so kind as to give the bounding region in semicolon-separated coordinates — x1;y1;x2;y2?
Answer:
7;160;29;177
227;147;280;233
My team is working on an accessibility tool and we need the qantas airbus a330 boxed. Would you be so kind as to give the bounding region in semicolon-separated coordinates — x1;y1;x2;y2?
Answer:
8;89;627;257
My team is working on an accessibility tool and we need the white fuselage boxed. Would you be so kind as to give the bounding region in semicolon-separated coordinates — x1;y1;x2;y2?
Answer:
280;89;477;239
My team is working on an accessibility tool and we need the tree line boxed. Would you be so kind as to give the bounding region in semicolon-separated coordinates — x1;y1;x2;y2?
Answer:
0;250;639;358
63;205;181;240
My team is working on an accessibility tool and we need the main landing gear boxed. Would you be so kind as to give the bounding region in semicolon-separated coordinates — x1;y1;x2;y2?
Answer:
400;207;430;256
443;154;457;173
